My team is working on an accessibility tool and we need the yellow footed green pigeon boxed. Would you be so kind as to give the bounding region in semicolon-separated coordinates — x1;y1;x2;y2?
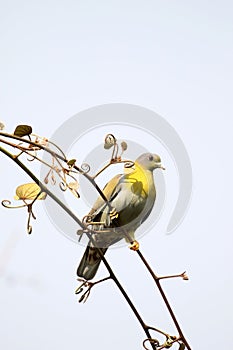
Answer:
77;153;164;280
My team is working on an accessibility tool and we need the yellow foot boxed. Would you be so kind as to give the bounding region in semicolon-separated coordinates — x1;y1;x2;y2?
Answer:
129;240;139;251
109;208;119;221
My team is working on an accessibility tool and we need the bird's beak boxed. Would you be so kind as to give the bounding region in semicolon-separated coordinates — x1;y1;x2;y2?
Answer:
158;164;165;170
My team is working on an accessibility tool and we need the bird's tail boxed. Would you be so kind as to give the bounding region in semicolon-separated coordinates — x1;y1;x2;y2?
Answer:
77;244;108;281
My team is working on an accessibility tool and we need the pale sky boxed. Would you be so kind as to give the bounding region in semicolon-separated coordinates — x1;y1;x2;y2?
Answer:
0;1;233;349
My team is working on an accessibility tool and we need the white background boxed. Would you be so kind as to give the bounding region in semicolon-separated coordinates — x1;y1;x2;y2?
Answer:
0;1;232;349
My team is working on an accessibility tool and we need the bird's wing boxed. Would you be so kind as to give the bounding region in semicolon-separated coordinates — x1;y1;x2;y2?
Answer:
77;170;155;280
87;174;123;219
86;172;153;247
88;173;148;220
109;176;148;227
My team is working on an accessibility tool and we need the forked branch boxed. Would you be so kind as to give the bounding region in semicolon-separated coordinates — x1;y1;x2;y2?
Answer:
0;129;191;350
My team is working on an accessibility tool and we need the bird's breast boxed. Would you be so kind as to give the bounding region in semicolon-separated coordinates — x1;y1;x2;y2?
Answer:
126;168;154;196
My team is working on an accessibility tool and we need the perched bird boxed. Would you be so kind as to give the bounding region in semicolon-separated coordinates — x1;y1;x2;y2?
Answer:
77;153;164;280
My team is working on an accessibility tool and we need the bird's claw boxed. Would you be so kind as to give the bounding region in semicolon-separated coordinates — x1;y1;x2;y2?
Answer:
109;208;119;220
129;240;139;251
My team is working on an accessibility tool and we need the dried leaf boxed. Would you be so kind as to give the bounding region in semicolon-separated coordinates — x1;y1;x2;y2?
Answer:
104;134;116;149
13;125;32;137
104;142;114;150
67;159;76;168
121;141;127;151
0;122;5;130
44;175;49;184
14;183;46;200
178;343;185;350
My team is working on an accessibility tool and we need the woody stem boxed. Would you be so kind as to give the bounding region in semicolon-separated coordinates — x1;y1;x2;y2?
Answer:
137;250;191;350
0;145;158;350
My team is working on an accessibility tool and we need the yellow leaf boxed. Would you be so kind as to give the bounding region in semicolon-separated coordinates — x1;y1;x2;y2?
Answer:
14;183;46;200
68;182;79;190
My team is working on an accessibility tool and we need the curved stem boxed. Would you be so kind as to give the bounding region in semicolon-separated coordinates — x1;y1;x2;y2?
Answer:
0;132;113;209
0;145;158;350
0;136;192;349
137;250;191;350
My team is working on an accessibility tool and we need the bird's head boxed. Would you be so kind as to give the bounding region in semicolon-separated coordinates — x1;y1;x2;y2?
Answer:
135;153;165;172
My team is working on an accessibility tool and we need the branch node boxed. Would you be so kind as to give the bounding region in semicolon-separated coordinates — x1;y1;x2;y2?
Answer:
158;271;189;281
75;276;111;303
143;338;160;350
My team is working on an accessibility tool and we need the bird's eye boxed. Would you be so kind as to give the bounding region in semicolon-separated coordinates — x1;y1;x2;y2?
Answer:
148;155;154;161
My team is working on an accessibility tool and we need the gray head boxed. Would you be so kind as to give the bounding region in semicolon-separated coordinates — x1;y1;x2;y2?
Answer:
135;153;165;171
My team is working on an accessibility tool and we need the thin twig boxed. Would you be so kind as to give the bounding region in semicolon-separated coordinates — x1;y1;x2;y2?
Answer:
0;132;113;210
0;134;192;349
137;250;191;350
0;144;159;350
